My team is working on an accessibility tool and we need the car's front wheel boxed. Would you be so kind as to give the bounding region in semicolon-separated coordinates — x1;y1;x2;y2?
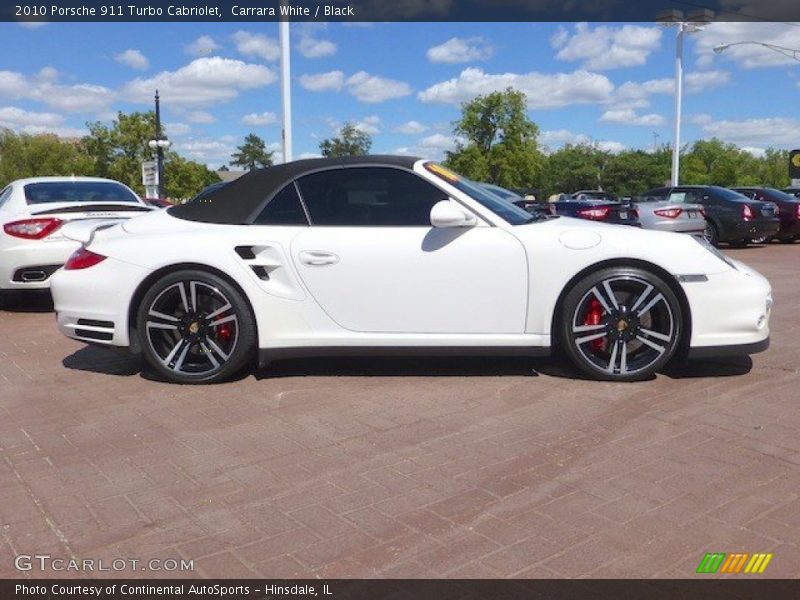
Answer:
136;270;256;384
559;267;682;382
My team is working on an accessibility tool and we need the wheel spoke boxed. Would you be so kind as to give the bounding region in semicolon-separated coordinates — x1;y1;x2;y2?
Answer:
607;341;618;373
162;338;187;367
209;314;237;328
205;336;230;361
602;280;619;310
148;309;178;323
190;281;198;312
630;283;653;313
573;323;606;333
146;321;178;331
590;285;614;314
635;292;665;318
619;341;627;373
639;327;671;343
172;341;192;372
206;301;232;320
200;342;220;369
177;282;190;313
635;334;666;354
575;331;607;345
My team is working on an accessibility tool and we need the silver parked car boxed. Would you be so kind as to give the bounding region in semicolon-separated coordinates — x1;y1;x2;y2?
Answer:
633;189;706;236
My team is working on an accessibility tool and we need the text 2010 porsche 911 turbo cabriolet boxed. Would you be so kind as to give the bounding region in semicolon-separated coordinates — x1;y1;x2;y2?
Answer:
51;156;772;384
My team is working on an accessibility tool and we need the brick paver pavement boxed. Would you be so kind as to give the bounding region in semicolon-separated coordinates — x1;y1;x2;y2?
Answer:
0;245;798;579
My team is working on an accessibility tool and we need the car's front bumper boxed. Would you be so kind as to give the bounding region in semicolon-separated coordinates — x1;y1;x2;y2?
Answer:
683;260;772;354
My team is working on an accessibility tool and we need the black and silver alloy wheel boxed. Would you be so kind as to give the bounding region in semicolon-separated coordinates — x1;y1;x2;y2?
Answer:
561;268;682;382
137;270;255;384
703;221;718;247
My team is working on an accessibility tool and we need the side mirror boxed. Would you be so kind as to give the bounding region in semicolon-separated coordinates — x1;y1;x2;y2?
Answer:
430;200;477;228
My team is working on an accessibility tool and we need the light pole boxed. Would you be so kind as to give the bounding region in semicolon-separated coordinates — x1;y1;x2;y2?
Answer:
148;90;171;199
279;6;292;162
657;9;713;186
714;41;800;62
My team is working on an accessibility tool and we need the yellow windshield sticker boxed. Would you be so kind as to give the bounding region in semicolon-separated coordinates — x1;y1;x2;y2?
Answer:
425;162;460;183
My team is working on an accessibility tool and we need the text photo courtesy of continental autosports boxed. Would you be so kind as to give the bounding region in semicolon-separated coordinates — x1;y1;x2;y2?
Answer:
1;0;800;595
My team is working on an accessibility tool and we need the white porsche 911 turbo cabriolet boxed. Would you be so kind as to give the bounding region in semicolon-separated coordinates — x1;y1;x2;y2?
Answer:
51;156;772;384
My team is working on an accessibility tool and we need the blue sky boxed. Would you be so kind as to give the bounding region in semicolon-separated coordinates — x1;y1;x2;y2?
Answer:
2;21;800;168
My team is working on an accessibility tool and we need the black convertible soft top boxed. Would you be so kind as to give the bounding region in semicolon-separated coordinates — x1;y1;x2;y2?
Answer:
170;155;421;224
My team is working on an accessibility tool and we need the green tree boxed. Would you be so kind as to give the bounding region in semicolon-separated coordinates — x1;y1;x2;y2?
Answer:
444;88;542;188
540;143;612;196
164;153;221;201
231;133;274;170
319;123;372;157
0;129;93;186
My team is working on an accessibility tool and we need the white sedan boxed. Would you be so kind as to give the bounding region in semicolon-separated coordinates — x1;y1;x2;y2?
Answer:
50;157;772;384
0;176;151;295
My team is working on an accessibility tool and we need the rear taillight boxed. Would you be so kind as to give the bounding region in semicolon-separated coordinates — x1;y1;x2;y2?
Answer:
64;248;106;270
577;207;611;220
699;207;706;217
796;204;800;219
3;218;63;239
742;205;754;221
654;208;682;219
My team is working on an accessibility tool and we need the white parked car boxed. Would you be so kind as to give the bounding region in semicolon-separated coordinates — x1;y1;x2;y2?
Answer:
0;177;151;295
50;157;772;384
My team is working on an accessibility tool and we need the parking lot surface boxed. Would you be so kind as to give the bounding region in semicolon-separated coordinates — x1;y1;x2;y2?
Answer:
1;244;799;579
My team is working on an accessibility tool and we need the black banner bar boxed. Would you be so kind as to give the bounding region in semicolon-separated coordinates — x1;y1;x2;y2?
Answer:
3;579;800;600
3;0;800;23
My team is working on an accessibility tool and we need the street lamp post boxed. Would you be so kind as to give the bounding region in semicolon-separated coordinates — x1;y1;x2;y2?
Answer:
714;40;800;62
657;9;713;187
148;90;171;199
279;3;292;163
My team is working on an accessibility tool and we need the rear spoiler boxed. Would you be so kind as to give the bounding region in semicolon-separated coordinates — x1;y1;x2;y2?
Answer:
59;219;124;245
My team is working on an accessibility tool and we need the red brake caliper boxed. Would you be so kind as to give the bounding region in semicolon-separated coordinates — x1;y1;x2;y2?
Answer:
584;298;606;352
215;323;232;344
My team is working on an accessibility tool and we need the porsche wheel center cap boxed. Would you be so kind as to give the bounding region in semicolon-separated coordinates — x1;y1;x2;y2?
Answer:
616;319;629;332
188;322;200;334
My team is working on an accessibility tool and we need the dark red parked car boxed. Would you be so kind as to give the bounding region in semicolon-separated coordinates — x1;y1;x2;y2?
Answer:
733;187;800;243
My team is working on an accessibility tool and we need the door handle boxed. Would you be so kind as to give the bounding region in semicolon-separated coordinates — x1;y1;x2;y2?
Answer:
298;250;339;266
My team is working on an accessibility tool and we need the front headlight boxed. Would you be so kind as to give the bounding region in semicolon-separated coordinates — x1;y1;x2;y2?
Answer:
693;235;738;270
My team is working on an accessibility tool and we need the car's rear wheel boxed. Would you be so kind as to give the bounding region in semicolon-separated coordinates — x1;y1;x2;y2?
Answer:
136;270;256;384
560;267;682;382
703;221;719;247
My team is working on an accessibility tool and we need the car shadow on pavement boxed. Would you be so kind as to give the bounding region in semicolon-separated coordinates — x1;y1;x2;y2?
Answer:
62;345;143;377
661;355;753;379
258;355;540;379
0;290;53;312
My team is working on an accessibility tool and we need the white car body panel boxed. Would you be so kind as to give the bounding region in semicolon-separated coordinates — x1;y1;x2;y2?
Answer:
49;160;771;363
0;177;151;290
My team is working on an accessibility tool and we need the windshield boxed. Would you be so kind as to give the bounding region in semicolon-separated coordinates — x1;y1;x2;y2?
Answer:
424;163;539;225
24;181;140;205
480;183;519;200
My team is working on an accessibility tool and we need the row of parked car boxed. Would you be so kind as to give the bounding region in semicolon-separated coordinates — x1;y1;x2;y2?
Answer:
484;184;800;248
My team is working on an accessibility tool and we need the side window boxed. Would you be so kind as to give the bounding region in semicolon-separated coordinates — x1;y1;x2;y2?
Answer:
253;183;308;225
296;167;448;226
667;191;687;203
0;186;12;209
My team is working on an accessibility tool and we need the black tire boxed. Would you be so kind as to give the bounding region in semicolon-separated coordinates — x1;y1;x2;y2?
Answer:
559;267;682;382
136;269;256;384
703;220;719;247
729;239;748;248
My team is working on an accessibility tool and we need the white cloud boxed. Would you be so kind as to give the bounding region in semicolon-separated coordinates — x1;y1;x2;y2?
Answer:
165;122;191;136
551;23;662;70
297;36;337;58
232;31;280;62
394;120;427;134
241;111;278;126
185;35;220;57
346;71;413;103
299;70;345;92
612;70;730;109
0;68;115;113
122;57;276;107
695;22;800;69
742;146;767;158
353;115;381;135
419;67;614;109
540;129;625;154
701;117;800;147
187;110;215;124
600;108;666;127
418;133;460;152
114;49;149;71
177;138;236;166
18;22;47;29
300;70;411;102
426;37;494;64
0;106;86;137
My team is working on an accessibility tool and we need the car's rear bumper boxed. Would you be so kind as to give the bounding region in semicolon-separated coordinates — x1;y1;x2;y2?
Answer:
0;239;79;290
727;218;780;241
